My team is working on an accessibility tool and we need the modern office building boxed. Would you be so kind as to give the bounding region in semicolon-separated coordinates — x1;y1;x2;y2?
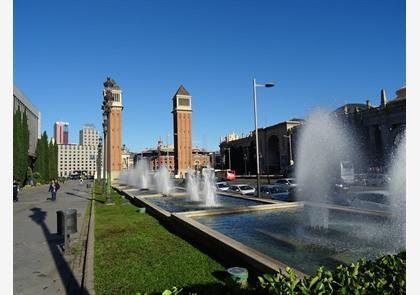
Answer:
13;85;41;159
79;124;100;146
54;121;69;144
58;144;98;177
57;125;100;177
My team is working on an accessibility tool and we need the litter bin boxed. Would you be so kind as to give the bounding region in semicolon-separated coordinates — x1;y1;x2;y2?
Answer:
64;209;77;234
56;210;64;235
56;209;77;235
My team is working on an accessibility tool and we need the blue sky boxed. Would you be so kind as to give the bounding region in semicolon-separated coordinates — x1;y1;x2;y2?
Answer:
14;0;405;152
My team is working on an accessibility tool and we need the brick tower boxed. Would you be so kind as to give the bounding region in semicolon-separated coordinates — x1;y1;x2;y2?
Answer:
103;77;123;182
172;85;193;178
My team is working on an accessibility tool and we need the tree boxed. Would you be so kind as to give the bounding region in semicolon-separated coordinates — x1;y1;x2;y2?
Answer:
13;108;22;181
13;107;29;185
48;139;58;180
42;132;50;181
34;131;50;183
21;111;30;183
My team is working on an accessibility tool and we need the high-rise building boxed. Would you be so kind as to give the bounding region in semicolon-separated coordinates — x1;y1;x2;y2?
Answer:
79;124;100;146
54;121;69;144
172;85;193;178
103;77;123;181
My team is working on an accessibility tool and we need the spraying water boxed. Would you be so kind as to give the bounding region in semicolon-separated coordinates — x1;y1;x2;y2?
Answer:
186;168;218;206
387;132;406;248
186;169;200;202
296;108;354;229
202;168;217;206
154;165;173;196
119;158;151;189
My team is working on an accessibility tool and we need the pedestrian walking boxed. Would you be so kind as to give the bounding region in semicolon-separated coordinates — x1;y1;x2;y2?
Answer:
79;178;84;186
48;180;57;201
54;179;61;198
13;178;19;202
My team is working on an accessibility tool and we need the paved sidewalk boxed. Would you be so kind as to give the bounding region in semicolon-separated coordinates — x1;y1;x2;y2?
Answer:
14;180;92;295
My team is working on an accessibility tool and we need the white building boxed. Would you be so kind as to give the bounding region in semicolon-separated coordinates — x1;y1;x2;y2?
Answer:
79;124;100;146
58;124;100;177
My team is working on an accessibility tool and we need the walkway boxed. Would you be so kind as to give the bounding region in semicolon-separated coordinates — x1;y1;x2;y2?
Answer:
13;180;92;295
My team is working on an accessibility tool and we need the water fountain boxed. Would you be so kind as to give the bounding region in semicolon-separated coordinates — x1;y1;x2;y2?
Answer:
186;168;217;206
116;110;405;275
154;165;173;196
295;108;355;229
186;169;200;202
119;158;151;190
387;133;406;248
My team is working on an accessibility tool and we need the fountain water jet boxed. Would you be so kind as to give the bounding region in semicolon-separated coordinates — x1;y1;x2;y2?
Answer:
186;168;218;207
186;169;201;202
154;165;173;196
387;132;406;248
296;108;355;229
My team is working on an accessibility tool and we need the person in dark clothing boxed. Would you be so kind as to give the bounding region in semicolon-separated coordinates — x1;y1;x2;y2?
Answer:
48;180;57;201
54;179;60;199
13;178;19;202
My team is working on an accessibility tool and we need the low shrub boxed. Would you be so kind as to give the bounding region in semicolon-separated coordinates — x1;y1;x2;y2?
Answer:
257;251;406;295
142;252;405;294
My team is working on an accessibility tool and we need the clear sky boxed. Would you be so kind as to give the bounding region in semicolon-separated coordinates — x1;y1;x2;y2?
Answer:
13;0;405;152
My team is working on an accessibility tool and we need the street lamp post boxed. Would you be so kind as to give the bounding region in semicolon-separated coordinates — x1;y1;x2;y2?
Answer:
102;102;114;205
227;147;231;170
253;78;274;197
243;153;247;175
102;120;107;194
283;134;293;166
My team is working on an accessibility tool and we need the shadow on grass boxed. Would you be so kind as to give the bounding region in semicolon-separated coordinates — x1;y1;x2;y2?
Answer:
29;207;90;295
66;192;105;204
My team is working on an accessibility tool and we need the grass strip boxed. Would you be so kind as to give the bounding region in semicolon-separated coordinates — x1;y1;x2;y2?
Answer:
94;186;226;295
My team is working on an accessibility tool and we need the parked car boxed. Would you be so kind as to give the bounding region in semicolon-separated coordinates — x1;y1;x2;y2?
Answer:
256;185;289;201
364;174;391;186
348;190;394;213
216;182;230;192
227;184;256;196
275;178;297;190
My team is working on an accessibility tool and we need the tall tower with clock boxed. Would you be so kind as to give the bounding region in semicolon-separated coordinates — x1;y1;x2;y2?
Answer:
172;85;193;178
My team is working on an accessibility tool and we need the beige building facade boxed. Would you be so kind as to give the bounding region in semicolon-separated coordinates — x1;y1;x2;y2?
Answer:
58;144;98;177
57;124;100;177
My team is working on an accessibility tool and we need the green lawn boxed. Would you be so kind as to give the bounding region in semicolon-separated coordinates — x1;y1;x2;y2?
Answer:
94;187;226;295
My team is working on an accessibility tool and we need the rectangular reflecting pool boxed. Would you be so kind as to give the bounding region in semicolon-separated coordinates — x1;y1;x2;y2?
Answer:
193;206;405;275
143;194;267;213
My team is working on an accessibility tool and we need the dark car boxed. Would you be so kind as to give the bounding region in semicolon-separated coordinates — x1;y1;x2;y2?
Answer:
257;185;290;201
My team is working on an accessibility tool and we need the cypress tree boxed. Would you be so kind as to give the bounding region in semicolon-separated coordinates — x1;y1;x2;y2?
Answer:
34;137;45;181
21;111;30;184
13;107;26;185
13;109;20;181
42;132;50;181
54;141;59;178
